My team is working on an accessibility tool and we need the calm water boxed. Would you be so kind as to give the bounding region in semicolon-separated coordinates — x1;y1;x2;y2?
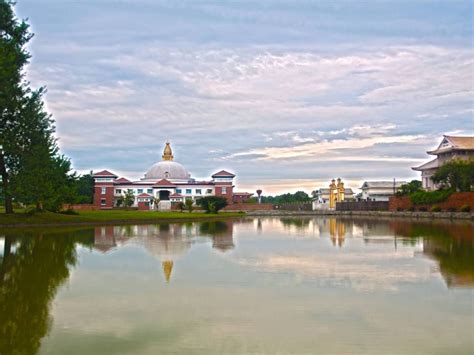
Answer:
1;217;473;355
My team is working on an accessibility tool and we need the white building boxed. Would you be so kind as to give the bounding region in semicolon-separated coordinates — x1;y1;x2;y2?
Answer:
412;135;474;190
360;181;407;201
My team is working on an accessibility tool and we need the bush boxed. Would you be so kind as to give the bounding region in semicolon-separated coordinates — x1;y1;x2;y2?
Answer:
196;196;228;213
410;189;453;205
460;204;471;213
408;206;415;212
396;207;404;211
185;198;194;213
447;207;457;212
418;207;427;212
60;209;79;215
176;202;185;212
430;205;441;212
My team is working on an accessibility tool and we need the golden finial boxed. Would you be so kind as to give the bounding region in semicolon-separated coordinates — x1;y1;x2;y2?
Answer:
162;142;174;161
162;260;174;282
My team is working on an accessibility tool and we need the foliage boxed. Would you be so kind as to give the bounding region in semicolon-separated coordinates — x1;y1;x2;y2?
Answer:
460;204;471;213
396;180;422;196
123;190;135;208
432;159;474;192
430;205;441;212
176;201;185;212
59;209;79;215
260;191;311;205
152;197;160;209
72;173;94;203
1;1;74;213
185;198;194;213
197;196;228;213
410;189;453;205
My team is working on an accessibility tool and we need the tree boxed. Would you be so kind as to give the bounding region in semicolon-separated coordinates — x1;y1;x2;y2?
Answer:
152;197;160;210
259;191;311;204
0;0;33;213
176;201;185;212
123;190;135;208
432;159;474;192
397;180;422;196
185;198;194;213
197;196;228;213
73;173;94;204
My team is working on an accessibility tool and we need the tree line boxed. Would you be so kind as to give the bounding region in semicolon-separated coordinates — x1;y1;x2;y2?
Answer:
0;1;93;213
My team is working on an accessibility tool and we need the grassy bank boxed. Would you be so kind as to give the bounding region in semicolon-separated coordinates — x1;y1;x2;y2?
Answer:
0;209;245;227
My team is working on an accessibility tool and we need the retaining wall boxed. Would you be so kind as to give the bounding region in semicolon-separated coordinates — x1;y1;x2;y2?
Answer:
389;192;474;212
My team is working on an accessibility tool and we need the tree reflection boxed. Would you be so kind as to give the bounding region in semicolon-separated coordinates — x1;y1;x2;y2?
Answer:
390;220;474;288
0;229;93;355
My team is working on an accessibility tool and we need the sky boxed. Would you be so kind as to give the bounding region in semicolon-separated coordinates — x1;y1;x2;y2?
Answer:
15;0;473;194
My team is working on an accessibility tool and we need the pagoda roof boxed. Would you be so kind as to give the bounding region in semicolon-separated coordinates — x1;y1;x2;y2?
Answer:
360;181;407;189
428;135;474;155
93;170;117;177
412;158;439;171
212;170;235;178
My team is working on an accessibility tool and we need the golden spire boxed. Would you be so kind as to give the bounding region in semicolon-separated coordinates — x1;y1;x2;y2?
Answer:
162;142;174;161
162;260;174;282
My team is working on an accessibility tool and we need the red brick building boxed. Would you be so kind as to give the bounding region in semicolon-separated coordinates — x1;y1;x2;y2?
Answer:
93;142;248;210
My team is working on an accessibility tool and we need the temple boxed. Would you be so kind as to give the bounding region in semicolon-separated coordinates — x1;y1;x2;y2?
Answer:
93;142;236;210
413;135;474;190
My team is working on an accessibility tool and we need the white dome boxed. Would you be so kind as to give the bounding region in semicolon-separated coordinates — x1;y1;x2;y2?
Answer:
144;161;190;180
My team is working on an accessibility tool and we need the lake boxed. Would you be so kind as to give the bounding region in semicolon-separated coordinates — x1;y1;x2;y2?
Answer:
1;217;473;354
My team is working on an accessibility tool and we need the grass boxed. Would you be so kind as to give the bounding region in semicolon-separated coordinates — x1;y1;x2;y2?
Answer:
0;209;245;227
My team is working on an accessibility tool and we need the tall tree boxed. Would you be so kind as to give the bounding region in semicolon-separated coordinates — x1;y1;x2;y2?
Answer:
0;0;33;213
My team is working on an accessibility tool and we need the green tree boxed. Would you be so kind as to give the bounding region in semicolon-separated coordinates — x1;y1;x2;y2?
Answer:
197;196;228;213
73;173;94;204
185;198;194;213
123;190;135;208
432;159;474;192
397;180;422;196
0;0;33;213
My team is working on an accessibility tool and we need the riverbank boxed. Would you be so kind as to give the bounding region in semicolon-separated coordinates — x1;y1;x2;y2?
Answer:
245;210;474;220
0;210;245;228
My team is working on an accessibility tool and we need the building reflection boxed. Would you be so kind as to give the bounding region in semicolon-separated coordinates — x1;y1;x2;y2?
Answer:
328;218;346;247
389;220;474;288
92;220;235;282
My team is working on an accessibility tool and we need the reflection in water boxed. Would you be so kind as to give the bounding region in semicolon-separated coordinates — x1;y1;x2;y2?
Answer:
0;217;472;354
0;230;94;355
92;220;235;282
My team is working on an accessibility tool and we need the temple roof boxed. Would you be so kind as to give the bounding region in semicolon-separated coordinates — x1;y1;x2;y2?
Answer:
115;177;131;184
360;181;407;189
412;158;439;171
428;135;474;155
137;193;152;198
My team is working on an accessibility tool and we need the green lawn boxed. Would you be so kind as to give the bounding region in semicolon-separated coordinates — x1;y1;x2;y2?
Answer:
0;209;245;227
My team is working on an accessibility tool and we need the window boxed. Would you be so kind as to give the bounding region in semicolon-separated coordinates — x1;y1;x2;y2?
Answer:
186;189;192;194
176;188;182;194
147;189;153;194
127;189;133;193
100;199;106;206
222;187;227;194
196;189;202;194
207;189;213;194
137;189;143;194
101;187;106;195
115;189;121;194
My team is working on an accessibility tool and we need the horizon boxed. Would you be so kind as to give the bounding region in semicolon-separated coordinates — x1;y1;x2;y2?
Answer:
15;0;473;194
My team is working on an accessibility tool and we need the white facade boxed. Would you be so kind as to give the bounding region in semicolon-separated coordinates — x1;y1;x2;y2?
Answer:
360;181;407;201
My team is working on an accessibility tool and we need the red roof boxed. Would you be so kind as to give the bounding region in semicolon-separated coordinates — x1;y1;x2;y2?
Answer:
154;179;176;186
114;177;131;184
137;193;152;198
170;193;183;197
212;170;235;178
93;170;117;177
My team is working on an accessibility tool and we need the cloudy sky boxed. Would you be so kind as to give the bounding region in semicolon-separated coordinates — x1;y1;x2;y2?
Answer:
16;0;473;194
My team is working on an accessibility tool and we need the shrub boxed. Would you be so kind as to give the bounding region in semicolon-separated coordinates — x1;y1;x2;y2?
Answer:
447;207;457;212
185;198;194;213
176;202;185;212
430;205;441;212
60;209;79;215
196;196;228;213
396;207;404;211
418;207;427;212
408;206;415;212
410;189;453;205
460;204;471;213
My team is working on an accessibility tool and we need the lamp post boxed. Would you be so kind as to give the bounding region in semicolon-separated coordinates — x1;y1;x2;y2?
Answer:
256;189;262;204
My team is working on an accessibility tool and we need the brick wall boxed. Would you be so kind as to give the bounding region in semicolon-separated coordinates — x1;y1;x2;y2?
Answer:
223;203;274;211
93;183;115;208
336;201;389;211
389;192;474;211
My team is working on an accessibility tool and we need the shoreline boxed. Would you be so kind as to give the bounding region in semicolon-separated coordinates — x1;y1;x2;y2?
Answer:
243;210;474;220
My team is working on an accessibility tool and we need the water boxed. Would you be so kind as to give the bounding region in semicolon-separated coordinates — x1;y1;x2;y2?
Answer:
1;217;473;354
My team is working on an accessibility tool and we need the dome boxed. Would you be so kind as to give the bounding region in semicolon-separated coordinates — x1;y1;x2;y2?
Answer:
144;160;190;180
